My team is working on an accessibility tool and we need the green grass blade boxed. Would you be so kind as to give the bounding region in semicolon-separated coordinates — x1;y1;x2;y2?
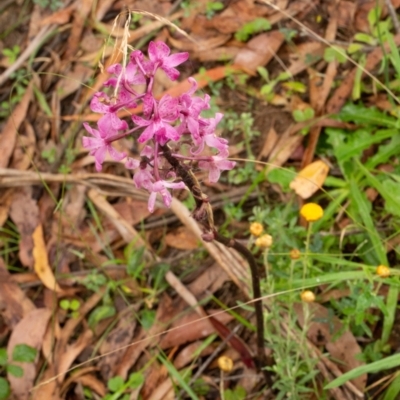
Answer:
356;159;400;217
325;353;400;389
158;354;200;400
383;373;400;400
349;177;388;265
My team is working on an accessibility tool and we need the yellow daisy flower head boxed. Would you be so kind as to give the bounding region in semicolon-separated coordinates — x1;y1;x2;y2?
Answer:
376;265;390;278
301;290;316;303
249;222;264;237
255;234;273;249
290;249;301;260
300;203;323;222
218;356;233;372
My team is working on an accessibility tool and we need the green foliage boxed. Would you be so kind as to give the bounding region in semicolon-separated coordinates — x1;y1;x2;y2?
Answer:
235;18;271;42
0;69;29;119
205;1;224;18
224;386;246;400
0;344;37;399
139;309;156;330
125;243;146;280
88;304;116;329
292;107;315;134
2;46;20;64
33;0;63;11
266;168;295;192
105;373;144;400
6;365;23;378
12;344;37;363
0;378;10;400
107;376;124;392
81;270;107;292
323;46;347;64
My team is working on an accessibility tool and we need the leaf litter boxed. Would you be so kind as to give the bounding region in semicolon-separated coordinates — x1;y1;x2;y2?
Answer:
0;0;400;398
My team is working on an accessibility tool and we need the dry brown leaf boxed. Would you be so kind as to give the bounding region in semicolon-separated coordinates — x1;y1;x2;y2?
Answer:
159;310;233;349
165;226;199;250
287;42;325;76
234;30;284;74
75;374;106;397
88;189;149;250
32;224;63;293
257;126;279;160
98;314;137;380
267;129;303;173
0;258;35;328
0;189;13;228
56;329;93;384
55;63;92;100
31;365;60;400
141;362;167;399
289;160;330;199
113;200;152;226
9;188;39;268
330;1;356;28
116;294;175;379
174;340;215;370
295;302;367;391
187;263;229;298
147;376;175;400
64;0;93;60
167;32;231;52
195;46;240;62
7;308;52;400
40;5;74;25
10;120;36;171
0;83;33;168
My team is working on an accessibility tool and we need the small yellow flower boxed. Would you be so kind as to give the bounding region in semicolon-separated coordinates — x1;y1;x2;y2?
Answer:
290;249;301;260
301;290;316;303
376;265;390;278
255;234;273;249
300;203;323;222
217;356;233;372
249;222;264;237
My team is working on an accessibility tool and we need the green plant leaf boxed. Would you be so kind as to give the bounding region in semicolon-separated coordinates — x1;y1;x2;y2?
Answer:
356;160;400;218
0;349;7;366
324;46;347;63
354;32;376;45
88;305;116;329
140;309;156;330
338;103;398;128
235;18;271;41
6;364;23;377
127;372;144;389
349;177;387;265
383;373;400;400
59;299;70;310
0;377;10;400
12;344;37;363
107;376;124;392
69;299;80;311
325;353;400;389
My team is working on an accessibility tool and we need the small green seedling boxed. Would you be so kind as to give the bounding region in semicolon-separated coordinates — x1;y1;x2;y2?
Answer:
0;345;37;400
59;298;81;319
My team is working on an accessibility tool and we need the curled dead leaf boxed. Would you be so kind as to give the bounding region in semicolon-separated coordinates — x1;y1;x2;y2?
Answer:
32;224;63;293
289;160;329;199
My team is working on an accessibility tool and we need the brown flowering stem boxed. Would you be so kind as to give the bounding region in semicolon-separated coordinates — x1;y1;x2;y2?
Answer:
161;145;271;384
213;232;270;384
